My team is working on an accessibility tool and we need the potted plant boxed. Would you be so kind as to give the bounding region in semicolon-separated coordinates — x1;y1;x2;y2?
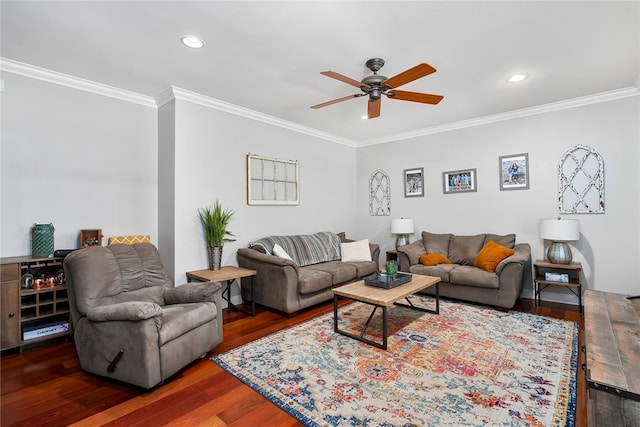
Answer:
198;200;235;270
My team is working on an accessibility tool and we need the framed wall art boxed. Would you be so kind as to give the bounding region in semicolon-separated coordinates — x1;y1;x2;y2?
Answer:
443;168;477;194
404;167;424;197
558;144;604;213
499;153;529;191
246;153;299;205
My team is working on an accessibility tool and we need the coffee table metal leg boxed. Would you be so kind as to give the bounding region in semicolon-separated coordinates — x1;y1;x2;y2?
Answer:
394;285;440;315
333;298;388;350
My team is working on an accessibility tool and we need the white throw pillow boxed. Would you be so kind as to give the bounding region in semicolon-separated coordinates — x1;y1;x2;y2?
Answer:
340;239;372;262
272;243;293;261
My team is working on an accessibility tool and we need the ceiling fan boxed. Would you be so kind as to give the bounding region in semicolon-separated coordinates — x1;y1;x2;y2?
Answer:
311;58;443;119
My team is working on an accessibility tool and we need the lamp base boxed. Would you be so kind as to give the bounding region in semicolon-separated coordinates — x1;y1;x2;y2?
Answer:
547;241;573;264
395;234;410;250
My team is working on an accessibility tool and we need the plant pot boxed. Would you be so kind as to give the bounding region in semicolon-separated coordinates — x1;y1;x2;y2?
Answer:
208;246;223;271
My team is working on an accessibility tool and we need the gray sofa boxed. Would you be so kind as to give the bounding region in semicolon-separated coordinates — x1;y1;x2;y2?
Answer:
397;231;531;309
63;243;223;389
237;231;380;314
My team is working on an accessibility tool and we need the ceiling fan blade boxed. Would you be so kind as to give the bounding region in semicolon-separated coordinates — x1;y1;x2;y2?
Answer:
387;90;444;104
321;71;371;89
310;93;364;109
367;98;381;119
383;63;437;89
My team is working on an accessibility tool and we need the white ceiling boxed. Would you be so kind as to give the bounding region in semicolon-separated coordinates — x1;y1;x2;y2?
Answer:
2;1;639;145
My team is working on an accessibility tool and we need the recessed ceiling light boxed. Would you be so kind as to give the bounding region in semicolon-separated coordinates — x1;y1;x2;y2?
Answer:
181;35;204;49
361;115;369;120
507;73;529;83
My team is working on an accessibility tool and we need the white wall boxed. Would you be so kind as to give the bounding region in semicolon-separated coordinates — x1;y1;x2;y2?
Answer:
166;97;358;286
3;68;638;307
0;73;158;256
356;96;640;302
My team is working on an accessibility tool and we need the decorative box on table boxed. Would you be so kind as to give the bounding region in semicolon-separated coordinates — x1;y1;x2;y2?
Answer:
364;272;412;289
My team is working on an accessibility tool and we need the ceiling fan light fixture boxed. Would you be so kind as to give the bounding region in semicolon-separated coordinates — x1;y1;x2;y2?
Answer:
507;73;529;83
181;35;204;49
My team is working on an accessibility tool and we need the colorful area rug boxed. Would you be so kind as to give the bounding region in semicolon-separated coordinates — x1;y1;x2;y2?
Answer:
213;297;578;426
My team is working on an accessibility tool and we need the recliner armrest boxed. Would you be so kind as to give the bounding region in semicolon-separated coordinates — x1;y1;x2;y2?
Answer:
85;301;162;322
164;281;222;305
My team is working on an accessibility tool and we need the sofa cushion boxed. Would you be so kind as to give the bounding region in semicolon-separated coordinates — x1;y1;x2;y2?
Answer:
408;263;457;283
343;261;378;277
449;265;500;289
340;239;372;262
419;253;452;266
484;233;516;250
474;241;515;272
448;234;486;266
297;268;333;295
306;261;357;286
421;232;452;255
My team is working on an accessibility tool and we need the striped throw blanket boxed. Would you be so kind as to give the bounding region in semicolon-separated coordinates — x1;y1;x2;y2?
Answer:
249;232;341;267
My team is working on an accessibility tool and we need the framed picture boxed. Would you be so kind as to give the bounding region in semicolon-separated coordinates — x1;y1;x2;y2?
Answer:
499;153;529;191
404;167;424;197
443;168;477;194
247;153;300;205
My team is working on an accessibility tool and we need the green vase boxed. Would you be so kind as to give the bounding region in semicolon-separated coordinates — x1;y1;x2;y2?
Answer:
32;223;55;257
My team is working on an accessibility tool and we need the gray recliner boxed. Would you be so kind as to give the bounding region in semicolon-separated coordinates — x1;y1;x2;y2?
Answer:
63;243;223;389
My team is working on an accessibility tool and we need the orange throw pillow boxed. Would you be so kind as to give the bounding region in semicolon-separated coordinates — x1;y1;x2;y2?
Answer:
474;240;515;272
419;253;452;266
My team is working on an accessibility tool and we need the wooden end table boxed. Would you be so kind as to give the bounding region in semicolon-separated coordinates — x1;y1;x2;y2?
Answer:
332;274;440;350
533;260;583;313
186;266;257;316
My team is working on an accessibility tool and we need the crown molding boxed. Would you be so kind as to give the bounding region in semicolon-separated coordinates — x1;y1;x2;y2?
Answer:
0;58;156;108
2;58;636;148
359;86;640;147
158;86;356;147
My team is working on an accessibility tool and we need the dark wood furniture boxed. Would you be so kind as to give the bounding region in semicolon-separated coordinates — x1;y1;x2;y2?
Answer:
1;255;72;351
533;260;583;312
584;290;640;425
0;298;586;427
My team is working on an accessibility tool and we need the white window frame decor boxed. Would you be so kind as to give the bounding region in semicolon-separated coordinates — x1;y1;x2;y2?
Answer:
369;170;391;216
246;153;299;205
558;145;604;214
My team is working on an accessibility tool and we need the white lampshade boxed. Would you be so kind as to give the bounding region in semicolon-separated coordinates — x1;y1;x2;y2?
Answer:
391;218;414;234
539;218;580;242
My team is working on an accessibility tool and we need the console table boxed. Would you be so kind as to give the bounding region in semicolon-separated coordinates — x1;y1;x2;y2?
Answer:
584;290;640;425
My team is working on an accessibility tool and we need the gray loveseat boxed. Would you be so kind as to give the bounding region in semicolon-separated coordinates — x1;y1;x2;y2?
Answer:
237;231;380;314
397;231;531;309
63;243;223;389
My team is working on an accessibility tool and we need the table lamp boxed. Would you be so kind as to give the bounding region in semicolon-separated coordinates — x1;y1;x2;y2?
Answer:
539;218;580;264
391;218;414;249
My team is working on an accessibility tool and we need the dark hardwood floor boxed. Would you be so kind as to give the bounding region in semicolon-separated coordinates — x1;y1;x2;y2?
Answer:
1;298;585;427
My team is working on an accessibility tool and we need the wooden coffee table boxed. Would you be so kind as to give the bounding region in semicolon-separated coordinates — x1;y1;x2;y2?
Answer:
333;274;440;350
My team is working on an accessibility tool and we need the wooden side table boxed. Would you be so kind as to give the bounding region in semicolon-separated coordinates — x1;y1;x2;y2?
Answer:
186;266;257;316
386;250;398;263
532;260;583;313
